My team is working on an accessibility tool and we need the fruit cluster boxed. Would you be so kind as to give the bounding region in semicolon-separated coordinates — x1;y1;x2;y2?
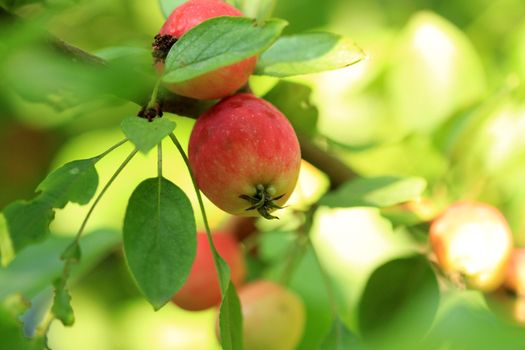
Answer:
155;0;301;220
155;1;305;349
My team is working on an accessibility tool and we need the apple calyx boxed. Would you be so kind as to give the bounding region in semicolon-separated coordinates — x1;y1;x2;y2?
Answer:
239;184;285;220
152;34;177;64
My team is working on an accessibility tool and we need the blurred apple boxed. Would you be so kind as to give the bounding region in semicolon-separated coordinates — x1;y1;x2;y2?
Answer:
172;232;246;311
236;280;305;350
430;202;513;292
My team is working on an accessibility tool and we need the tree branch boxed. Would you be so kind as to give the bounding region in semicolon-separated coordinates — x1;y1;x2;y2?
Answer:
1;7;355;189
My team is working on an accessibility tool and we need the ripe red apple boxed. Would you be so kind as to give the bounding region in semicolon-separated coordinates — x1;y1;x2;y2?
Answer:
237;280;305;350
188;93;301;219
172;232;246;311
155;0;257;100
429;201;513;292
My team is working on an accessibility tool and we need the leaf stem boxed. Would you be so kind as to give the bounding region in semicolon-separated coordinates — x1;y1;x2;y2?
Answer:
147;79;162;110
73;148;138;246
169;133;230;293
93;138;128;162
157;142;163;178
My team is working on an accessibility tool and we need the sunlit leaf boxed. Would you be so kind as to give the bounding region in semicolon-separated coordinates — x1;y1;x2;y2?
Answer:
120;116;176;154
387;11;487;133
164;16;287;83
320;176;427;208
123;177;196;310
256;32;365;77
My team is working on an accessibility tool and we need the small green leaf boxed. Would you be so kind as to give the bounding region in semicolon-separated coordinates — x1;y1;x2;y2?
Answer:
51;278;75;326
320;176;427;208
0;300;47;350
320;318;362;350
123;178;197;310
121;116;176;154
358;255;439;338
256;32;365;77
3;200;54;253
37;159;99;208
158;0;186;18
264;81;318;137
163;17;287;83
219;282;244;350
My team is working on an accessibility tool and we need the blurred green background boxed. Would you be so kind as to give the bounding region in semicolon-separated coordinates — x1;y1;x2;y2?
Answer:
2;0;525;349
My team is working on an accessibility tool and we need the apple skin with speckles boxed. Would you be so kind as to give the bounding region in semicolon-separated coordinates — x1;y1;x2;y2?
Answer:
429;201;513;292
172;232;246;311
188;93;301;219
157;0;256;100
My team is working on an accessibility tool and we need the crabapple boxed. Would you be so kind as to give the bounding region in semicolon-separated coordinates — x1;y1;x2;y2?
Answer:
154;0;257;100
429;201;513;292
172;232;246;311
237;280;305;350
188;93;301;219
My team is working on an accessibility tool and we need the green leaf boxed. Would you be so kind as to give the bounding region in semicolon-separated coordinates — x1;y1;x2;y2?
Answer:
241;0;276;22
320;318;362;350
219;282;244;350
163;17;287;83
51;278;75;326
123;178;197;310
121;116;176;154
320;176;427;208
158;0;186;18
263;80;318;137
256;32;365;77
0;229;121;300
3;200;54;253
358;255;439;339
37;159;99;208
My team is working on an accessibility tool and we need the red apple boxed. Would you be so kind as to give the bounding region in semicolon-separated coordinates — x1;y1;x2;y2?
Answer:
155;0;256;100
237;280;305;350
429;201;513;292
188;93;301;219
172;232;246;311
